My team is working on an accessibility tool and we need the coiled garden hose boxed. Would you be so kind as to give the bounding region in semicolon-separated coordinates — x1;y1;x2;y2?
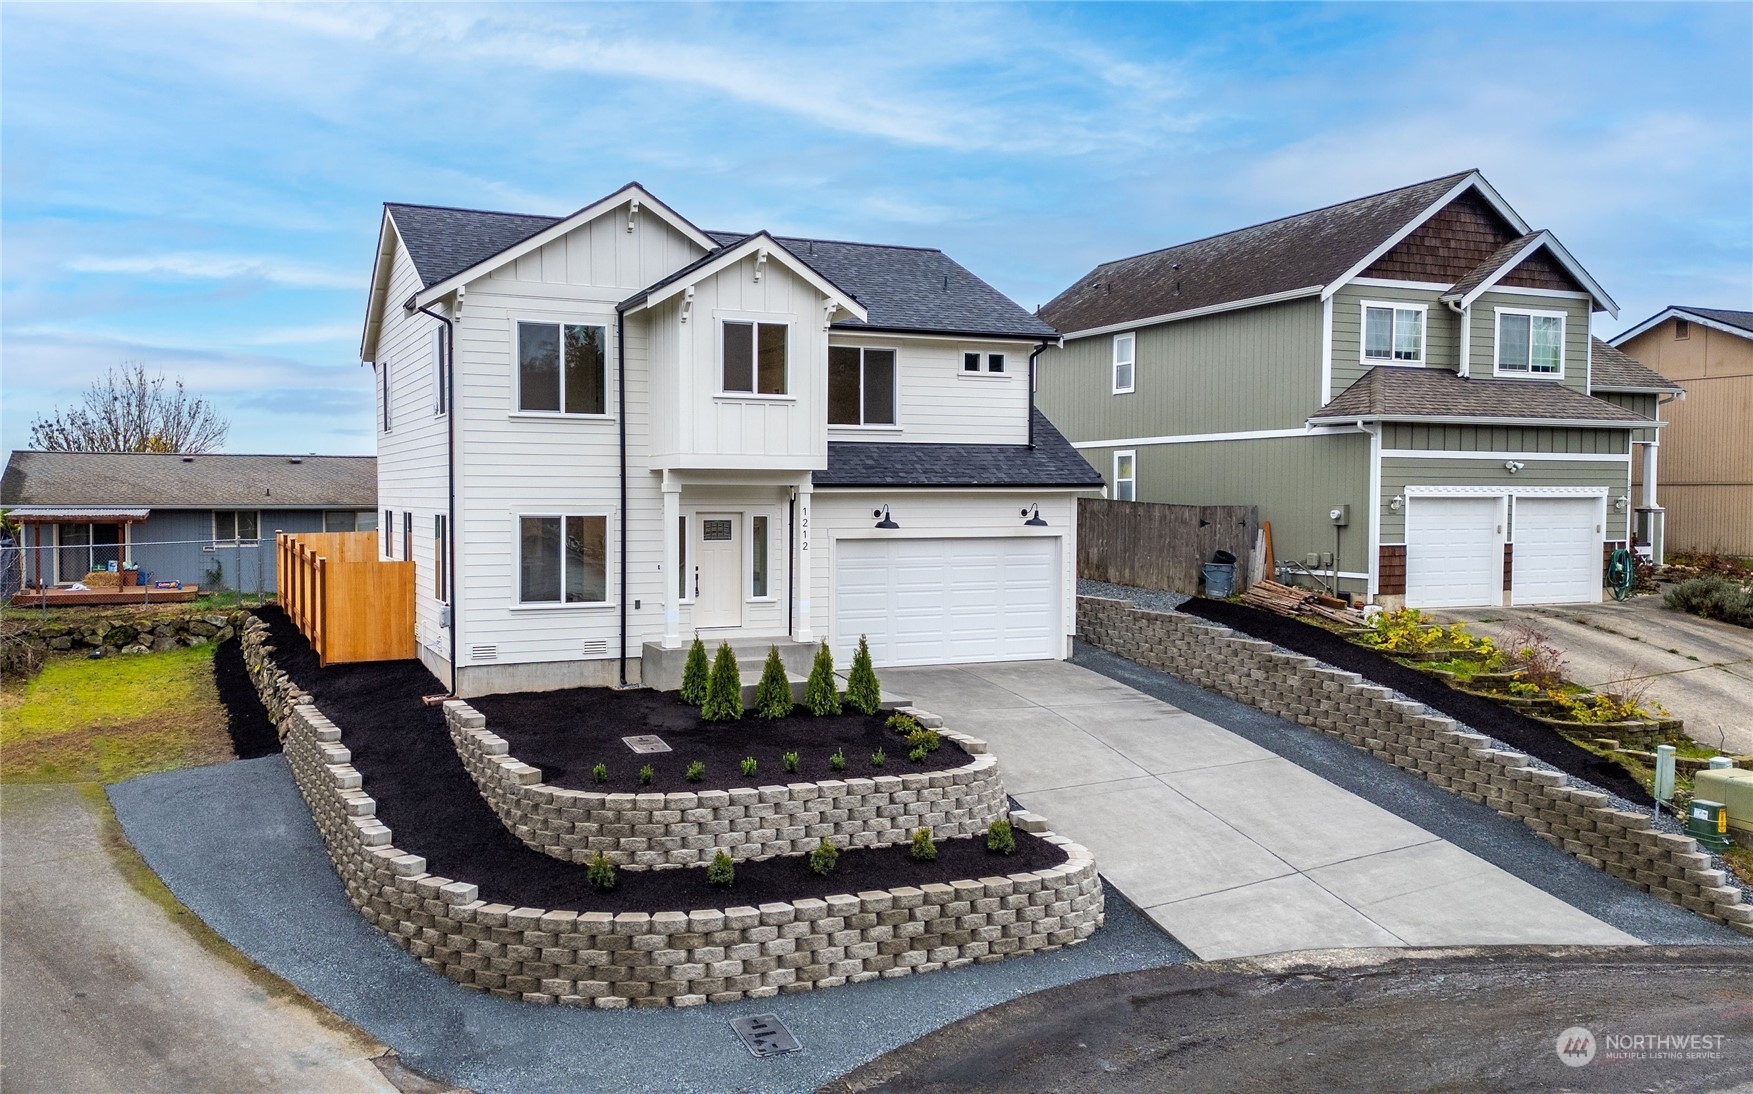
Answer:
1606;547;1636;602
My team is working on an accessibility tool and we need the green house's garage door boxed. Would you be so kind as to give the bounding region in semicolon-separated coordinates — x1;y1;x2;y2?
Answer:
833;537;1060;666
1511;497;1603;606
1405;495;1502;609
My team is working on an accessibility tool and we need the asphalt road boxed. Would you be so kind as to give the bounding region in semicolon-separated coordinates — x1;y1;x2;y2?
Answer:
826;946;1753;1094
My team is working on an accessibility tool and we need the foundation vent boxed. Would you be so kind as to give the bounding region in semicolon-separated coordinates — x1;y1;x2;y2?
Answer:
469;644;498;662
580;638;609;656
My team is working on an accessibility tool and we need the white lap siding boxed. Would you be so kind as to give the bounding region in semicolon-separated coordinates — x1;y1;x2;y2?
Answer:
825;333;1034;446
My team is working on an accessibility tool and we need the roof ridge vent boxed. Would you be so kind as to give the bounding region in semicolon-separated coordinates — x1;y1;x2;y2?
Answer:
182;456;195;462
288;457;304;464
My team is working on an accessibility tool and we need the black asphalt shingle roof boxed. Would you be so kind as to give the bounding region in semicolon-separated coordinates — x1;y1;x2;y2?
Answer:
1309;368;1652;425
814;410;1102;488
1588;338;1682;393
386;203;561;289
1;452;377;508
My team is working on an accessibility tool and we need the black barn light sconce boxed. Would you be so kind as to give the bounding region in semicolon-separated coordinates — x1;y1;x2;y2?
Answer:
873;505;899;529
1021;504;1048;527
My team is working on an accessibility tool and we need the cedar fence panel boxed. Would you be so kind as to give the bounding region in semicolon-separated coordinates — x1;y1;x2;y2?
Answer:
276;531;415;666
1077;498;1259;597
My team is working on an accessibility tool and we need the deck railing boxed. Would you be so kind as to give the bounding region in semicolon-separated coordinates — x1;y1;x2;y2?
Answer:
275;532;415;665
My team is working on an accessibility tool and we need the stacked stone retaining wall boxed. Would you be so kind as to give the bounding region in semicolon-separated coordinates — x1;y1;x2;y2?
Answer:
1078;596;1753;936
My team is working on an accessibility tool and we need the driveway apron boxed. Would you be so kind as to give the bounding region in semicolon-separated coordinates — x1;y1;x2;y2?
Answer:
884;661;1640;960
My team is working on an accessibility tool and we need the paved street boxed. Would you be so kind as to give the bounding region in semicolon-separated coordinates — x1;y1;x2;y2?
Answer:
0;783;399;1094
1434;597;1753;756
885;660;1642;960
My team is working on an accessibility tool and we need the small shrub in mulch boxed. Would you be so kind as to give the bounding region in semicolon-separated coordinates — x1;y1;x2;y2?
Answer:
1664;576;1753;629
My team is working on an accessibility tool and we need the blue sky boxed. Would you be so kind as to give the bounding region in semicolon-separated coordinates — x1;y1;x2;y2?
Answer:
3;2;1748;456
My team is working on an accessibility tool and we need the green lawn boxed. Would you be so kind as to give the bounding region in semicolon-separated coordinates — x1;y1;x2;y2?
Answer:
1;645;233;783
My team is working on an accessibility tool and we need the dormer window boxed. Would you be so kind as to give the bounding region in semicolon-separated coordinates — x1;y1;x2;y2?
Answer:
723;320;787;395
1495;308;1564;377
1361;302;1425;365
829;346;896;426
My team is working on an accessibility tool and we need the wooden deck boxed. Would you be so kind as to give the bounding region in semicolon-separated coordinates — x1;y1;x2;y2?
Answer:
9;585;202;608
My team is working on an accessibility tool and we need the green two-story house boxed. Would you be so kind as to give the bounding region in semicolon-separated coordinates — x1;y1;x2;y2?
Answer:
1038;170;1676;610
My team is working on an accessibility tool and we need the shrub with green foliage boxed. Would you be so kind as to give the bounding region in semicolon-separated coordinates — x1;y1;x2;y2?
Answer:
592;762;608;784
986;818;1015;855
586;851;616;892
886;712;920;736
782;751;800;774
740;756;758;777
1665;575;1753;628
845;634;881;714
702;642;744;721
804;643;842;716
808;836;839;876
870;746;885;768
909;827;937;861
679;636;710;706
639;764;654;786
754;646;793;719
707;850;736;886
908;744;928;763
905;727;940;753
685;760;706;782
829;749;846;771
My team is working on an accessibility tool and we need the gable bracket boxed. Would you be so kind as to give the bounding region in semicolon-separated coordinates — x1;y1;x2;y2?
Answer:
681;286;695;324
754;247;769;283
628;198;640;233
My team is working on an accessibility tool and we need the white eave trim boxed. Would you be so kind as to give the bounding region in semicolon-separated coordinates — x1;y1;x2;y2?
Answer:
623;233;868;322
1071;425;1355;449
359;210;401;362
1440;230;1619;317
409;184;718;310
1590;384;1685;396
1058;285;1324;340
1310;413;1663;429
1608;307;1753;346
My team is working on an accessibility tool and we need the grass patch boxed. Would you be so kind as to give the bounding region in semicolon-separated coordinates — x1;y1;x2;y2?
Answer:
1;646;232;783
1723;844;1753;888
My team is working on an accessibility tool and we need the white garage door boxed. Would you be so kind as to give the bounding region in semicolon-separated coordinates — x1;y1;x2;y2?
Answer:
834;537;1060;666
1405;496;1501;609
1512;497;1602;606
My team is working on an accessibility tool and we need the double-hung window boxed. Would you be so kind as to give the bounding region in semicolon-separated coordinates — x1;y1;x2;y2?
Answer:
828;346;897;425
213;510;260;544
722;321;788;395
1361;302;1425;364
1113;451;1136;502
519;514;608;605
1496;309;1564;376
517;321;607;414
1113;332;1136;394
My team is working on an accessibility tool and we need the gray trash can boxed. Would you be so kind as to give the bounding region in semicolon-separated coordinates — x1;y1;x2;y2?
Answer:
1201;562;1235;597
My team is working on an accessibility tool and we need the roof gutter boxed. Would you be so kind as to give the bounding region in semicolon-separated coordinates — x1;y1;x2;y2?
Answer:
1309;413;1664;430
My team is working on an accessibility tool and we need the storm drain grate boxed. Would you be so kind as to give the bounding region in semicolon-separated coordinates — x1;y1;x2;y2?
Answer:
621;735;672;754
730;1013;801;1058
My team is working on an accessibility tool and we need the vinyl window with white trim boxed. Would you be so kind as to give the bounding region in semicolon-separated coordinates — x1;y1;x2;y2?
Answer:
828;345;896;425
1112;332;1136;393
1113;450;1136;502
721;320;788;395
1495;308;1564;377
1361;301;1426;365
213;510;260;544
518;514;609;605
516;321;608;414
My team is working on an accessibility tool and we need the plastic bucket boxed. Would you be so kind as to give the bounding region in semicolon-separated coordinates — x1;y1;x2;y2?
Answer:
1212;550;1237;565
1201;562;1236;597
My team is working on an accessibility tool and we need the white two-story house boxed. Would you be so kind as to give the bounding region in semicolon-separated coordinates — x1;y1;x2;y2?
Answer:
358;183;1101;697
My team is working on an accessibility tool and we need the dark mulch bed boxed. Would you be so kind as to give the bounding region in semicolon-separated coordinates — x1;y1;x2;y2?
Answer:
1177;598;1654;806
231;607;1061;912
471;687;952;792
212;634;280;759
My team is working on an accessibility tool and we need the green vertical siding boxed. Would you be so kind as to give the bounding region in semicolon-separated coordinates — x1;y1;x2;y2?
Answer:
1468;291;1593;392
1378;456;1632;542
1036;298;1322;441
1383;423;1629;454
1328;284;1459;393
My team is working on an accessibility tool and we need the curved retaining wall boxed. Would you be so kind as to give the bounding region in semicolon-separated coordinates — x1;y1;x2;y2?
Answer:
447;701;1009;868
243;617;1104;1007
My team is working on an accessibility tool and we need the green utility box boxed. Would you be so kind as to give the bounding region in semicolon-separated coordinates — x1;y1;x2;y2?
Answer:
1693;767;1753;846
1685;798;1733;853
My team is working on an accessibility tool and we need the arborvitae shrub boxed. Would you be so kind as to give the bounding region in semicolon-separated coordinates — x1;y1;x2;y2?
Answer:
639;764;654;786
707;850;736;886
986;818;1016;855
586;851;616;891
804;643;841;716
845;634;881;714
909;827;937;861
808;836;839;876
702;641;743;721
679;636;710;706
592;762;607;784
754;646;792;719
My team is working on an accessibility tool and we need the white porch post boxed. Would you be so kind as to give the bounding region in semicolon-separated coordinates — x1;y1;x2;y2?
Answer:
661;473;681;649
1641;438;1660;510
793;478;813;642
1641;437;1664;564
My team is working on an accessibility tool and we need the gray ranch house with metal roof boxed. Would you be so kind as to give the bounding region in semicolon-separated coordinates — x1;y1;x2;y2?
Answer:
360;182;1100;696
1;451;377;596
1037;170;1672;610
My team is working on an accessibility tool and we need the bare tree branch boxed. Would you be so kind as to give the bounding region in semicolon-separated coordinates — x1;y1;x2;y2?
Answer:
27;363;229;453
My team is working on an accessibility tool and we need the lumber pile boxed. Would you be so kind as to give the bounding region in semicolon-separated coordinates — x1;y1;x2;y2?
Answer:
1241;580;1366;627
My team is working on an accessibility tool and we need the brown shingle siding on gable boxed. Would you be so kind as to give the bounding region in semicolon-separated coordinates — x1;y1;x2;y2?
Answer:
1499;248;1586;293
1359;191;1520;283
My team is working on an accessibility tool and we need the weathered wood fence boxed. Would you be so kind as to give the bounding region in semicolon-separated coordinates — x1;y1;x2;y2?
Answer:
1078;498;1259;597
276;531;415;666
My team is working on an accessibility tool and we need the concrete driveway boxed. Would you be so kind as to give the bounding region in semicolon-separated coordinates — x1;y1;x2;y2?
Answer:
884;660;1639;961
1432;597;1753;756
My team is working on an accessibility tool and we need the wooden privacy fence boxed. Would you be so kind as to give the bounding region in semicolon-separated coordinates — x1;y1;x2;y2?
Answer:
1078;498;1259;597
276;531;415;666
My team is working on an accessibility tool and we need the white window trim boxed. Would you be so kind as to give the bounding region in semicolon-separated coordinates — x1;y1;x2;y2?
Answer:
986;352;1007;374
747;511;778;603
1112;332;1136;394
1113;450;1137;502
513;317;615;419
1493;306;1566;379
716;315;792;398
512;510;615;609
212;509;262;546
827;343;901;428
1359;300;1428;367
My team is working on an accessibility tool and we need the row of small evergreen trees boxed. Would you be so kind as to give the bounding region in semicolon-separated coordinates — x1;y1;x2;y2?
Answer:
679;635;881;721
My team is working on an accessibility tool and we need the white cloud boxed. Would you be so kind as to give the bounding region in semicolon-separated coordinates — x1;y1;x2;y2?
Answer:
65;253;357;290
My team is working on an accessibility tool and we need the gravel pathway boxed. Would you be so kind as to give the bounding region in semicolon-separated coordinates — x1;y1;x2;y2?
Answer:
1078;579;1189;614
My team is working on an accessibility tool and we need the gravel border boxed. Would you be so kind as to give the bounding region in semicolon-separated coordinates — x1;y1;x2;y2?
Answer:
1078;578;1190;615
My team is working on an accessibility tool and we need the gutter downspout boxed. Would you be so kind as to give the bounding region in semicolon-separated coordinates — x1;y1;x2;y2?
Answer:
416;302;459;695
1447;299;1470;378
1359;418;1381;603
617;309;629;687
1026;338;1057;448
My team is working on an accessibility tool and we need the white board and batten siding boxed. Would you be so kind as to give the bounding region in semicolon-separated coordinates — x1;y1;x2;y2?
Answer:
825;332;1033;446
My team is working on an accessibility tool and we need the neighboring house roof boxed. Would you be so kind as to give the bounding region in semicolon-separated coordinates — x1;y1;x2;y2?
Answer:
1609;306;1753;346
815;410;1103;488
1588;337;1683;393
1;452;378;508
1308;367;1653;426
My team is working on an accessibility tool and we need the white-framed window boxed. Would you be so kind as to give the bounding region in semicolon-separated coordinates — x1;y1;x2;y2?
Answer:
1361;301;1426;365
986;352;1005;373
828;345;897;426
213;510;260;544
751;514;770;598
432;327;449;416
1112;332;1136;394
963;351;981;373
721;320;788;395
1495;307;1565;377
1113;451;1136;502
380;360;392;432
960;351;1006;375
518;513;609;605
516;320;607;415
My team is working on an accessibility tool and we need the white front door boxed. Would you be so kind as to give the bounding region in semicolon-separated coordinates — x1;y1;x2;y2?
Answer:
1404;495;1502;609
1512;497;1603;605
695;513;742;628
